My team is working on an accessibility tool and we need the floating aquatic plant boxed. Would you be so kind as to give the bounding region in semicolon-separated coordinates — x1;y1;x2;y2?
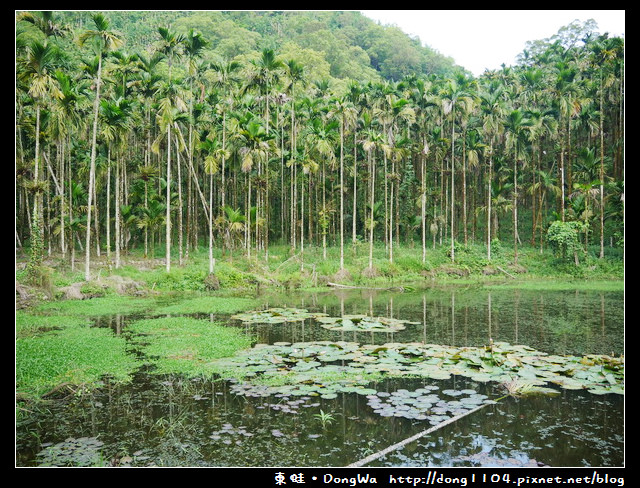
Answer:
316;315;419;332
500;378;560;397
211;340;624;399
231;307;328;324
209;423;254;445
365;387;494;423
36;437;106;467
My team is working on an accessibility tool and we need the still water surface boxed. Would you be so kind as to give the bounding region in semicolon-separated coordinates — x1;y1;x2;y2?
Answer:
16;287;624;467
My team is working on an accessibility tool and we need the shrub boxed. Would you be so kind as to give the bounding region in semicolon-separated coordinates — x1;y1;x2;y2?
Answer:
547;221;588;264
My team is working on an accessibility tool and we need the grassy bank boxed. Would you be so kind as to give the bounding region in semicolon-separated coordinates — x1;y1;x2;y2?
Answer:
141;241;622;291
18;241;622;297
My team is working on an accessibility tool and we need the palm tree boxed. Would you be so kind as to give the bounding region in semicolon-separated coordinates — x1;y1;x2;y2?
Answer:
157;26;187;268
46;69;84;260
478;79;506;260
77;13;123;280
369;82;394;256
131;51;163;169
328;96;357;271
440;75;474;262
384;96;415;263
137;198;165;260
410;78;440;262
503;109;532;265
464;129;487;244
110;50;140;97
343;81;367;247
157;26;185;81
551;60;580;224
235;117;277;258
221;206;246;258
590;35;623;258
304;117;338;260
17;40;63;277
17;11;69;40
183;28;208;259
282;59;306;248
210;57;242;211
243;49;284;257
246;49;284;134
100;96;134;269
135;163;159;258
388;136;411;263
526;107;556;244
200;136;228;272
153;80;189;273
362;129;388;272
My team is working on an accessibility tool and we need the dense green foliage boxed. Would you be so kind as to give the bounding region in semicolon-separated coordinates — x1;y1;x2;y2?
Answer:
16;11;624;282
127;316;254;375
46;11;461;81
16;312;138;398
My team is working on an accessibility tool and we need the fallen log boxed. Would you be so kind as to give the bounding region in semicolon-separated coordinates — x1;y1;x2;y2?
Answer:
496;266;517;279
348;401;495;467
327;282;406;292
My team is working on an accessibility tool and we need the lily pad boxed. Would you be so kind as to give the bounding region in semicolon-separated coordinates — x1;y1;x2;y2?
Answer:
366;386;492;424
36;437;106;467
231;307;327;324
317;315;418;332
211;340;624;401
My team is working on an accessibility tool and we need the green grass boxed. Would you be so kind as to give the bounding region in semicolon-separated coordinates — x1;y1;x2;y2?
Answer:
16;319;138;399
153;296;259;315
23;239;621;296
16;311;90;338
15;293;260;399
126;316;254;376
32;295;158;317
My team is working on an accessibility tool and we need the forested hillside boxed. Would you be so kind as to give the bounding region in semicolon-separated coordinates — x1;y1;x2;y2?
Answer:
16;11;624;283
56;11;461;82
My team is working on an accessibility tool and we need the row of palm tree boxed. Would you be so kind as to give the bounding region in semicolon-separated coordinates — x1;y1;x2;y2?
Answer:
16;12;624;281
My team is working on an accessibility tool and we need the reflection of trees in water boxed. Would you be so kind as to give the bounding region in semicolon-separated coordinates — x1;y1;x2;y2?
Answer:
256;289;622;356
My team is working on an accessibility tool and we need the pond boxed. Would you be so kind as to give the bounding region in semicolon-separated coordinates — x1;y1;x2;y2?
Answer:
16;287;624;468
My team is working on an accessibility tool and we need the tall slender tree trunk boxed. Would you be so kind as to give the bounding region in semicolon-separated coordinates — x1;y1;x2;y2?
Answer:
175;133;184;266
165;122;171;273
599;67;605;259
246;174;251;259
322;160;327;260
209;172;214;273
300;170;305;271
368;150;375;270
513;155;519;266
59;140;67;259
85;54;102;281
389;157;394;264
115;155;122;269
487;140;493;261
106;150;112;262
559;128;566;222
462;131;468;245
450;109;455;263
421;146;426;263
339;121;345;270
352;132;358;246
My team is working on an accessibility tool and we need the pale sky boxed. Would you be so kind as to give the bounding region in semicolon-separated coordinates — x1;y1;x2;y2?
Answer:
360;10;625;76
